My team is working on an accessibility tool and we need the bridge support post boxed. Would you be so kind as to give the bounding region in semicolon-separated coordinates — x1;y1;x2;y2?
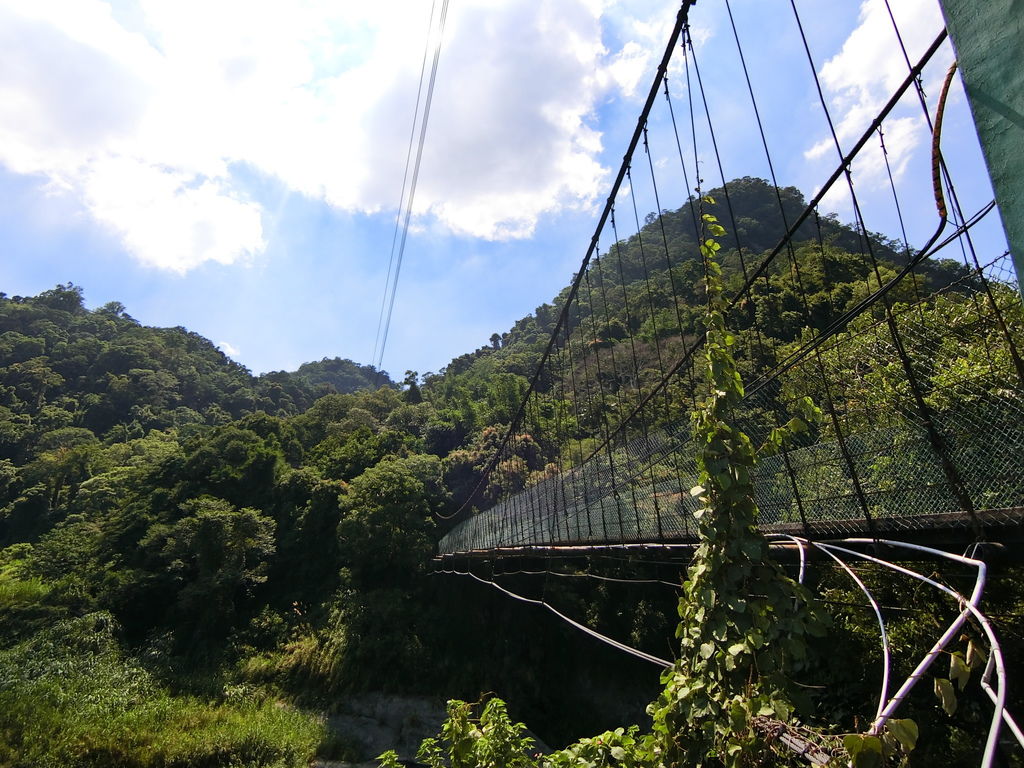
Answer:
938;0;1024;293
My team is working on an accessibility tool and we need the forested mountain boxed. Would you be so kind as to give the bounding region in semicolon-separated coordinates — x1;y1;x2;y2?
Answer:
276;356;388;396
0;284;393;456
437;178;969;379
0;178;1017;767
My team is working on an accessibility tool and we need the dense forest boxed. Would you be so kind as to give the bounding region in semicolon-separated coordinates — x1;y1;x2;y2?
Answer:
1;178;1021;767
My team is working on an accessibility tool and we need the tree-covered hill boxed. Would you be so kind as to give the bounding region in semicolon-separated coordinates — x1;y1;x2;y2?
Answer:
0;284;393;461
432;178;970;383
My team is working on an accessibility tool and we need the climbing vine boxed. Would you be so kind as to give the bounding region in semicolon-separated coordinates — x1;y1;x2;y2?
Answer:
644;201;829;766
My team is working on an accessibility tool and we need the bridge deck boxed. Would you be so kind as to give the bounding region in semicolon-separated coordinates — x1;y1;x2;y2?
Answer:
437;507;1024;560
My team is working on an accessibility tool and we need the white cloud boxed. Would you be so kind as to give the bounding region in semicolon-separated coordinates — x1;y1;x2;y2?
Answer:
605;41;653;98
82;157;264;273
805;0;950;201
0;0;682;271
218;340;240;358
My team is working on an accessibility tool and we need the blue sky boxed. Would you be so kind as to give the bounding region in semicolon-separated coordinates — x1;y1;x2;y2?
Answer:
0;0;1009;379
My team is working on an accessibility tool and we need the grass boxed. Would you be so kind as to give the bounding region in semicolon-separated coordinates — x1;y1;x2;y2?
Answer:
0;613;325;768
0;572;49;610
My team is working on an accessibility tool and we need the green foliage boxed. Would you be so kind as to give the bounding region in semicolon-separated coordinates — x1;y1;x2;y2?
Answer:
425;406;476;455
844;719;918;768
0;289;394;472
931;638;988;722
142;497;276;649
337;454;444;586
311;425;411;481
0;284;454;717
542;727;646;768
285;356;392;395
0;571;48;607
379;698;536;768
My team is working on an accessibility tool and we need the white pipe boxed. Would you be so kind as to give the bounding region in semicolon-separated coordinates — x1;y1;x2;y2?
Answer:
811;542;892;723
980;651;1024;748
767;533;808;585
831;539;985;732
820;540;1004;768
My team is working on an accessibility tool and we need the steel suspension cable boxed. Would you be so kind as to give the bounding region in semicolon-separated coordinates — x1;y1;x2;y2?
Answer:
786;5;978;534
375;0;451;375
442;567;672;667
883;0;1024;386
681;30;778;399
372;0;439;370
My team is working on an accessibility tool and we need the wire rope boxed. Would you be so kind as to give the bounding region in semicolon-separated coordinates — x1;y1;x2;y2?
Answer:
371;0;438;371
440;568;672;667
373;0;451;375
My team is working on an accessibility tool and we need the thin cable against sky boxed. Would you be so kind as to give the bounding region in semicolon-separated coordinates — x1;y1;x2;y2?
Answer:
372;0;451;377
371;0;437;371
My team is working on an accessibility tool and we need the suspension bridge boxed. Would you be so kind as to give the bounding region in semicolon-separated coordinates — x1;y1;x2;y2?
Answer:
434;0;1024;560
427;3;1024;761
